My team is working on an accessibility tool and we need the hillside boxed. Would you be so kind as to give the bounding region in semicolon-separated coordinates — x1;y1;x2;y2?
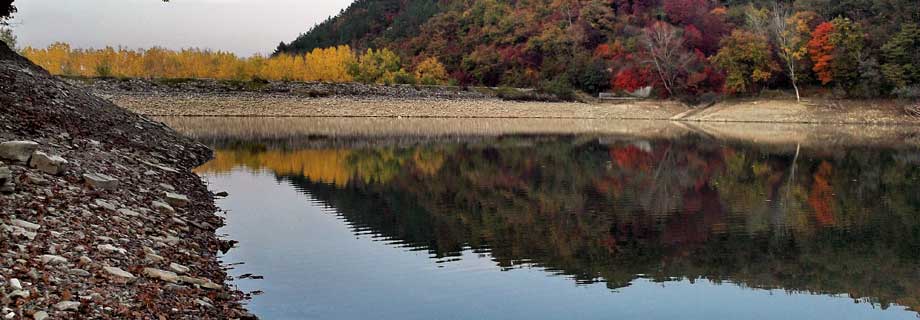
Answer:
279;0;920;99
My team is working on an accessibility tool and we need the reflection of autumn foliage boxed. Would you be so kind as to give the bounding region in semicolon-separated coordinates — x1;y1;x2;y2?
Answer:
195;149;353;187
808;161;836;226
201;137;920;313
610;145;653;171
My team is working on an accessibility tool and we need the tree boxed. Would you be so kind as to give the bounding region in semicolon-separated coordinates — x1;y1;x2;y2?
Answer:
0;25;14;50
807;21;835;84
1;0;15;23
349;48;405;84
639;21;694;97
828;17;866;92
712;30;779;94
769;5;813;101
881;24;920;89
414;57;449;85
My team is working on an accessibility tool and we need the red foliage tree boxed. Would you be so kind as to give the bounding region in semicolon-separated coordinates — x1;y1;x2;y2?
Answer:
663;0;708;25
807;22;835;84
612;67;650;92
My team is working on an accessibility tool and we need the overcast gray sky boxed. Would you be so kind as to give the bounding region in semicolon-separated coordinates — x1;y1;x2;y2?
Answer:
12;0;354;56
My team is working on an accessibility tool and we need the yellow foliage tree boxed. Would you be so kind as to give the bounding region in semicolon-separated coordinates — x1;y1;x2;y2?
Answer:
414;57;449;85
20;43;404;85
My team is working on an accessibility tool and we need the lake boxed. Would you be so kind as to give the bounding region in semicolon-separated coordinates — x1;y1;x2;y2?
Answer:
165;117;920;320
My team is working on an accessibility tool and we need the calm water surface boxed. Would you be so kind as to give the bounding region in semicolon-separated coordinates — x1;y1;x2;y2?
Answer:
184;120;920;319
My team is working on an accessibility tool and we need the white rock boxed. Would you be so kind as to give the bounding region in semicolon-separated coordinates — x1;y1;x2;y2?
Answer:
7;290;29;299
40;255;67;265
169;262;190;274
118;208;140;217
0;141;39;163
32;311;49;320
83;173;118;190
68;268;91;277
11;219;40;231
53;301;80;311
151;201;175;214
102;266;136;282
8;278;22;290
164;192;190;207
97;244;127;255
142;268;178;283
0;166;10;182
178;276;222;289
28;151;68;175
95;199;117;211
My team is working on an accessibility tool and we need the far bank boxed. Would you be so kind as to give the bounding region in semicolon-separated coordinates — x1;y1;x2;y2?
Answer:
73;77;920;125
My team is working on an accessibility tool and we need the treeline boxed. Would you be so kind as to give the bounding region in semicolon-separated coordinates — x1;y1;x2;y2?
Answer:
280;0;920;100
20;43;450;85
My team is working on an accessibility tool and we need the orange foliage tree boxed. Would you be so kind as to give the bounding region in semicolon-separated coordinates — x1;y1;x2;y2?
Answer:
807;22;835;84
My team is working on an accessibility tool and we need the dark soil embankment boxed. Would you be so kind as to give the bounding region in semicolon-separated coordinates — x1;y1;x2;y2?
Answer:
0;43;251;318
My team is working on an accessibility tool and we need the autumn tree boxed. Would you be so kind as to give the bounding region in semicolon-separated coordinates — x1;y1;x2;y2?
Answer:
768;5;814;101
639;21;694;97
349;48;410;84
414;57;449;85
712;30;779;94
807;21;834;84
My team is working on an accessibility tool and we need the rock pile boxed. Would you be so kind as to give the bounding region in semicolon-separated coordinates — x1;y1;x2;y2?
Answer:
0;41;250;318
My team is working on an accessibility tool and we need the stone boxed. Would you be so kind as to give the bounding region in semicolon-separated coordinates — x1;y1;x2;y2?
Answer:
97;244;127;255
102;266;136;282
8;278;21;290
0;141;39;163
177;276;222;289
11;219;40;231
7;290;29;299
40;255;67;265
53;301;80;311
68;268;91;277
32;311;49;320
118;208;140;217
151;201;175;214
215;191;229;197
169;262;190;274
95;199;118;211
164;192;190;207
78;256;93;265
0;166;10;182
28;151;68;175
143;268;179;283
83;173;119;190
159;183;175;191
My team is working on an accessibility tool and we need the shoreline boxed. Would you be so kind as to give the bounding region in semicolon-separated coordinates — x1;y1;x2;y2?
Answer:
73;77;920;125
156;116;920;150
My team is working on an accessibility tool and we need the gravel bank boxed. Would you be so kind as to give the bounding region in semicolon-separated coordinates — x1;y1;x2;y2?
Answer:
75;78;920;125
0;44;251;318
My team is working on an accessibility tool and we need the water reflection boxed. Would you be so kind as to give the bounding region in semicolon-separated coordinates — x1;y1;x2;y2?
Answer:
197;134;920;318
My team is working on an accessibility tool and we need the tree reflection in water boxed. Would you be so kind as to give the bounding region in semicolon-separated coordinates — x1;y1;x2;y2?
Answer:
197;135;920;313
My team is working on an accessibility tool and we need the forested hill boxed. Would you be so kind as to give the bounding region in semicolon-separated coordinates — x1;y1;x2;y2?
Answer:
287;0;920;99
279;0;442;55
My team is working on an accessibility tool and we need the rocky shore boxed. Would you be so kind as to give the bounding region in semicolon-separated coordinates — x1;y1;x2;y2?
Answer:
0;43;250;318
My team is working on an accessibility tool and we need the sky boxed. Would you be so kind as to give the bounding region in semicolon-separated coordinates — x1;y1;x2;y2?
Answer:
10;0;354;56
